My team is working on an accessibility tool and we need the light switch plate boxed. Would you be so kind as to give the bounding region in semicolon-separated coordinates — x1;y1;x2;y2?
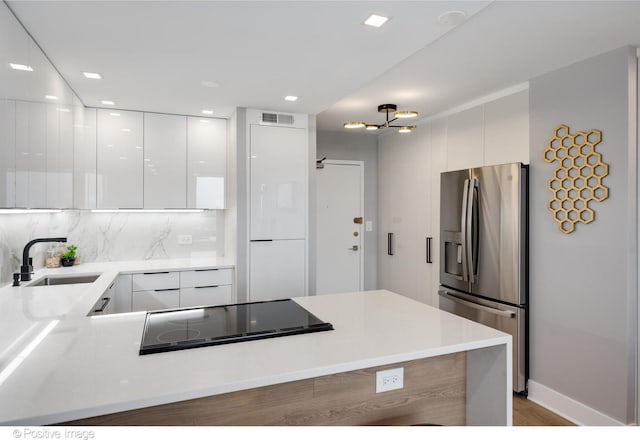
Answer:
375;367;404;393
365;221;373;232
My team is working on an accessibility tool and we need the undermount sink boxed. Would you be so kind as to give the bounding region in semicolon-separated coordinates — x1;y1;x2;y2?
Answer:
29;274;101;287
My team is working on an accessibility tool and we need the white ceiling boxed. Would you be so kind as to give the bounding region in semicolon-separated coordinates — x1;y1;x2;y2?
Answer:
6;1;640;133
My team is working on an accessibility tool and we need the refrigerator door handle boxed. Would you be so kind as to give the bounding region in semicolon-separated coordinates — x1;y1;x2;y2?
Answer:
460;179;470;282
467;178;479;283
438;290;516;318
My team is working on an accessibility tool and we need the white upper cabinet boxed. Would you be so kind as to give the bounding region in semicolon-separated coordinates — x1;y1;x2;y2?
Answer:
96;109;143;209
187;117;226;209
46;102;73;208
447;106;484;171
73;105;96;209
144;113;187;209
15;101;47;208
250;124;307;239
2;4;31;102
0;100;15;208
484;90;529;166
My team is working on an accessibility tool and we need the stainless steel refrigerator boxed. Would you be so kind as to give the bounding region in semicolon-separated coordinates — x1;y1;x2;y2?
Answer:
438;162;528;394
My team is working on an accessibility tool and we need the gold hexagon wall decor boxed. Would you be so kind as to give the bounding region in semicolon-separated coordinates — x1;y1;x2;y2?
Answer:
543;125;609;234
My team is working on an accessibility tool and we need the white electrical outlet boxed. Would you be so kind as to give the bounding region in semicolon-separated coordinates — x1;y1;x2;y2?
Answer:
375;367;404;393
178;235;193;245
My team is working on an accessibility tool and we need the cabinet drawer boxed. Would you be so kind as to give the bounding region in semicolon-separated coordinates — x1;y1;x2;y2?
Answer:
180;269;232;288
132;289;180;312
180;285;232;308
132;272;179;291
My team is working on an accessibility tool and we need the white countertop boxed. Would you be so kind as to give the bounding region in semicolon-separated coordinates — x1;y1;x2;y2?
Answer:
0;260;510;426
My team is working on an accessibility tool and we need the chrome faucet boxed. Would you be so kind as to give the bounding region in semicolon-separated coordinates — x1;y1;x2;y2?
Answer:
18;237;68;282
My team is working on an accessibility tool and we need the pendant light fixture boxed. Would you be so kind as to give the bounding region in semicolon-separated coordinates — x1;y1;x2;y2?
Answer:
344;104;418;133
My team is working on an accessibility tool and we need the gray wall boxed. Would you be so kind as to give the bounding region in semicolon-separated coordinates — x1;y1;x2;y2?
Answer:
308;115;317;295
317;130;378;290
529;46;637;423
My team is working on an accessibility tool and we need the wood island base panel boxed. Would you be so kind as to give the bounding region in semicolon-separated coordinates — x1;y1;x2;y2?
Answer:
64;353;466;426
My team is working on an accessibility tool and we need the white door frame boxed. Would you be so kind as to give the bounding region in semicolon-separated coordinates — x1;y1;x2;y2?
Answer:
317;159;365;292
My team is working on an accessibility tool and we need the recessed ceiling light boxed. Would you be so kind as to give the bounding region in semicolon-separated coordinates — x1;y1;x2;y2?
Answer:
101;100;115;106
437;10;467;26
109;112;120;117
83;72;102;79
201;80;220;88
284;96;299;102
120;128;131;132
45;95;58;100
363;14;389;28
200;119;210;124
56;108;70;113
9;63;33;72
201;109;214;115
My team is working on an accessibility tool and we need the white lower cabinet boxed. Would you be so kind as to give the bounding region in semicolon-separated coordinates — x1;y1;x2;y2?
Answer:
132;271;180;312
132;272;179;291
113;274;132;313
93;268;234;314
180;269;232;288
132;289;180;312
180;285;232;308
179;268;233;307
250;240;305;302
89;281;115;316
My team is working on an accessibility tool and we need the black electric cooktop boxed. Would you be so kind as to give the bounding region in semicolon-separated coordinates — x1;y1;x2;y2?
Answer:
139;299;334;355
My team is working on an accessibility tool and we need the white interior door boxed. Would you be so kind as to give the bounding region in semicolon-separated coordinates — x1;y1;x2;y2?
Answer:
316;160;364;294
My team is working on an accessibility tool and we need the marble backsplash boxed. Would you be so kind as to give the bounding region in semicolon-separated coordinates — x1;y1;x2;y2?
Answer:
0;210;222;284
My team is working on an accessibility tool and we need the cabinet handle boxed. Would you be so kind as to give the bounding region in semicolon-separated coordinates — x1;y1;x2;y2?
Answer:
194;285;220;289
153;288;180;292
195;269;219;272
387;233;394;256
143;272;170;275
426;237;433;264
250;239;273;242
93;297;111;313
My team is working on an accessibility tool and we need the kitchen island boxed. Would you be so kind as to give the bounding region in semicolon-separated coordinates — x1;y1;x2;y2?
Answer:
0;262;511;426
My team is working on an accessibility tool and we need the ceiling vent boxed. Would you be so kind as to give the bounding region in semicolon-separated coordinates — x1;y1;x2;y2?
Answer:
261;112;294;125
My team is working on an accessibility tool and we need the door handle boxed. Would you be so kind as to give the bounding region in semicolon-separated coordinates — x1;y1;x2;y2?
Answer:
466;178;478;283
387;233;394;256
426;237;433;264
353;217;363;224
461;179;470;282
348;245;359;251
93;297;111;313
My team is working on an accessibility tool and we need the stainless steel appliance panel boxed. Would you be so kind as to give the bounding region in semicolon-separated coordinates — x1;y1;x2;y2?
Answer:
470;163;527;305
440;168;472;293
438;288;526;392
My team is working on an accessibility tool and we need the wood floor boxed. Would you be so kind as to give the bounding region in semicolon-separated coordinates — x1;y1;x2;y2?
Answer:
513;395;574;426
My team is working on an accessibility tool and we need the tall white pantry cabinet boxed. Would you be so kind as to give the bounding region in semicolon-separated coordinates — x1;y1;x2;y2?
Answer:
377;89;529;307
246;110;308;302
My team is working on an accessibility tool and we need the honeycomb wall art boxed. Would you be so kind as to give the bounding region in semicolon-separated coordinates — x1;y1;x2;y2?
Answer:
542;125;609;234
